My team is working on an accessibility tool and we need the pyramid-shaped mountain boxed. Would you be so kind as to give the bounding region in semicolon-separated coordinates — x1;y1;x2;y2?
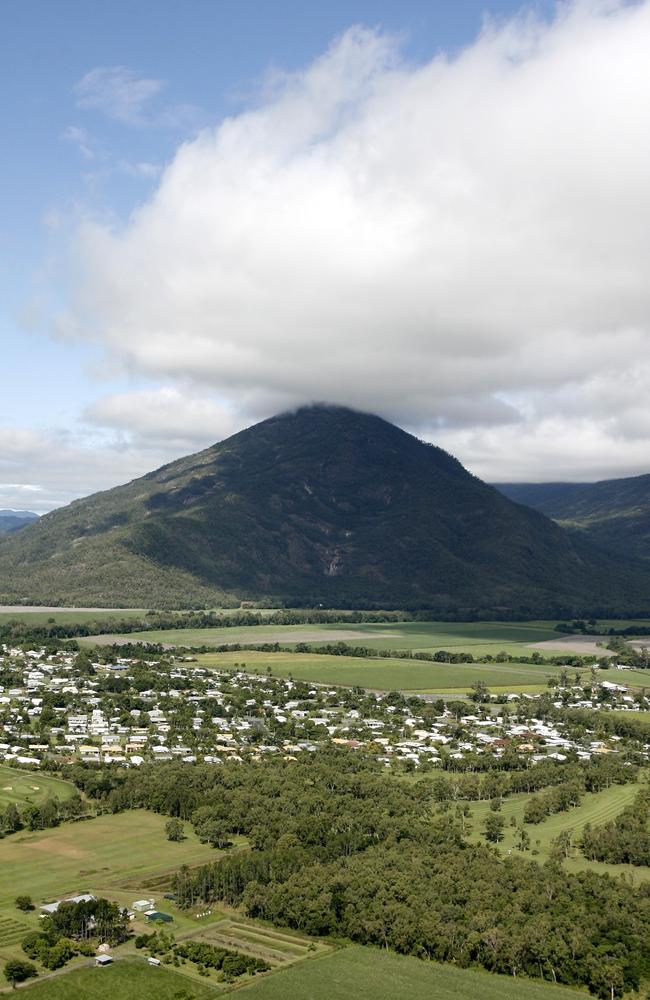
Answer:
0;405;647;613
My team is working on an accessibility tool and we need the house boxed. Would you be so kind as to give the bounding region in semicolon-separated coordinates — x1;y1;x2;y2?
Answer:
40;893;95;915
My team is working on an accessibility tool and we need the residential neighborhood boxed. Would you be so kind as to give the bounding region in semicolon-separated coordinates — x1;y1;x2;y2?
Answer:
1;643;649;776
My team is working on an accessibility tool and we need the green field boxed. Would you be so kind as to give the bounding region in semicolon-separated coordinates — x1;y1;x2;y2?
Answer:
0;810;240;907
590;667;650;689
3;959;216;998
468;779;650;882
86;620;565;657
194;649;560;693
9;947;586;1000
0;766;77;810
235;945;583;999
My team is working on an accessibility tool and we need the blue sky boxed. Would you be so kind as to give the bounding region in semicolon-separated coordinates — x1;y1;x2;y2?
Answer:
2;0;649;510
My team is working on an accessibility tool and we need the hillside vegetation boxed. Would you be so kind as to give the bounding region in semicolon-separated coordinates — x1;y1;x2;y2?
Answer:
1;405;649;612
497;475;650;561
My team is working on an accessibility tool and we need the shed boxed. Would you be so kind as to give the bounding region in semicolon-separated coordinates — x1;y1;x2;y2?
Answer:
132;899;155;911
144;910;173;923
96;955;113;966
147;957;162;966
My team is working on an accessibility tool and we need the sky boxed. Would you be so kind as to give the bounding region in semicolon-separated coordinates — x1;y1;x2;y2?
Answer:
2;0;650;513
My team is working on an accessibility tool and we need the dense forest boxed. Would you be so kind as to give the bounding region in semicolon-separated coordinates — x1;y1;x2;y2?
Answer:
67;753;650;998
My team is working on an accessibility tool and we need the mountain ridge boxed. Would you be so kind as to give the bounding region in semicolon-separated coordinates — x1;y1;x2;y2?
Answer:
495;474;650;562
0;405;648;612
0;510;39;535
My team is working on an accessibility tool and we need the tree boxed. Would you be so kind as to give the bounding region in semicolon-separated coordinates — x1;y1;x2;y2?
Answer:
14;895;34;911
469;681;490;704
4;959;37;988
3;803;22;833
166;818;185;842
551;829;573;860
483;814;505;843
515;827;530;852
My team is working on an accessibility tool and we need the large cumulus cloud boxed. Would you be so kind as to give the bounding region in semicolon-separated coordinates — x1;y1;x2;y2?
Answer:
53;1;650;484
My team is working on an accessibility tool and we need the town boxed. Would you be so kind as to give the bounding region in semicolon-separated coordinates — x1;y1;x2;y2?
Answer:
2;642;649;775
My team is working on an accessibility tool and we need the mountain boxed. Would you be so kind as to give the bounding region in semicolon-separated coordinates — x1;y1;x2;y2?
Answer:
0;510;39;535
495;475;650;562
0;405;648;612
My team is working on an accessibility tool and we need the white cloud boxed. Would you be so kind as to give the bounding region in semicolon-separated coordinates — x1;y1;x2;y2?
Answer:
74;66;164;126
54;3;650;482
83;387;239;449
0;425;188;513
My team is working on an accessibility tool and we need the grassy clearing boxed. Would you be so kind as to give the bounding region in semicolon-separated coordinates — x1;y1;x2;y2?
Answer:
468;779;650;882
234;944;583;1000
0;766;77;810
5;959;217;998
607;709;650;722
194;650;564;692
0;810;239;908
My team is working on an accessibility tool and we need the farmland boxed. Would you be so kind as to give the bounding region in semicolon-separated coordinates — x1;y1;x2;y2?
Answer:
194;649;559;693
172;918;333;986
6;946;587;999
235;944;583;1000
84;619;566;656
2;960;216;998
467;778;650;882
77;615;650;693
0;766;76;810
0;810;240;908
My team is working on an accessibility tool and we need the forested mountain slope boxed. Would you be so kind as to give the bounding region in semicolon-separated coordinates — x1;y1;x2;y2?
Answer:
496;475;650;561
0;405;648;612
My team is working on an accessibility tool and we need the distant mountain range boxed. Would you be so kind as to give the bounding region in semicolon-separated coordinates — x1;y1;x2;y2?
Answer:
0;510;38;535
0;406;649;613
496;475;650;563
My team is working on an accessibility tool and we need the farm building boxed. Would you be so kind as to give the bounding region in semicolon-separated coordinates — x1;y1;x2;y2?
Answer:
132;898;155;911
144;910;173;923
40;893;96;914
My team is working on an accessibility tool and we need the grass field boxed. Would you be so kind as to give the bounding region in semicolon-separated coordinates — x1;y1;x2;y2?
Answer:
7;947;587;999
2;959;217;998
85;620;566;656
235;945;584;999
591;667;650;689
468;778;650;882
194;649;561;693
0;810;240;907
0;766;77;810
